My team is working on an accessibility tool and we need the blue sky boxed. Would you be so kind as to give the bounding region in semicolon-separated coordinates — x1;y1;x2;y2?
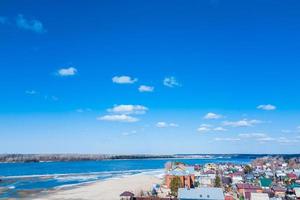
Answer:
1;0;300;154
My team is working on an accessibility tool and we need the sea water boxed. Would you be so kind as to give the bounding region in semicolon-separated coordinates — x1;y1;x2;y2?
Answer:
0;156;252;198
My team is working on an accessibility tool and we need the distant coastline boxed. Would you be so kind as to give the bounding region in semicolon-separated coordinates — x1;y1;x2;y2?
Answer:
1;153;299;163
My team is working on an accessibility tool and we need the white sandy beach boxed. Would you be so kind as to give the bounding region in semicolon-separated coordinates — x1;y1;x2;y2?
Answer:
33;174;162;200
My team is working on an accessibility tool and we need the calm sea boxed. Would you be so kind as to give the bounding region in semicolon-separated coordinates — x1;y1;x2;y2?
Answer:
0;156;251;198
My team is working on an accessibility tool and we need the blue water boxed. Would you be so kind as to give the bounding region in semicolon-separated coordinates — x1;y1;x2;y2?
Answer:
0;157;251;198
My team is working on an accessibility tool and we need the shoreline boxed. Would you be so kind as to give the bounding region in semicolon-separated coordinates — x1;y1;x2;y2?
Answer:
1;168;163;179
32;173;164;200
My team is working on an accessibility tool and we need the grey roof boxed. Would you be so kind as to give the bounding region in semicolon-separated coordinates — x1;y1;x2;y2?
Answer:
167;166;195;176
178;188;224;200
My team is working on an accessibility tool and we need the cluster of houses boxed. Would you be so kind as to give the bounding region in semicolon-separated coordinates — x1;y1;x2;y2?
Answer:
120;157;300;200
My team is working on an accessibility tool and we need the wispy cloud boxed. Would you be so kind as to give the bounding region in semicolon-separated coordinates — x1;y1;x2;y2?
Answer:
122;130;137;136
214;127;227;131
16;14;46;33
57;67;77;76
156;122;179;128
277;137;300;144
281;129;292;133
204;112;223;120
138;85;154;92
44;95;59;101
99;104;147;123
236;133;299;144
108;105;148;115
163;76;181;88
197;124;226;132
238;133;267;138
25;90;37;95
76;108;92;113
223;119;262;127
215;137;240;141
197;126;211;132
112;76;137;84
257;104;276;111
98;114;139;123
256;137;276;142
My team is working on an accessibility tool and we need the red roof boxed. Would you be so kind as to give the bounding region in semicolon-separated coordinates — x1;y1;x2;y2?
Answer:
236;183;262;190
225;195;234;200
287;173;298;179
245;191;251;200
204;170;216;175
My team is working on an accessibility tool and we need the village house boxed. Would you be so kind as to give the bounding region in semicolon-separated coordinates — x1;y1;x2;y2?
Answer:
230;172;244;184
165;165;195;189
203;163;217;172
271;186;286;198
260;178;272;189
196;174;214;187
250;192;270;200
236;183;263;199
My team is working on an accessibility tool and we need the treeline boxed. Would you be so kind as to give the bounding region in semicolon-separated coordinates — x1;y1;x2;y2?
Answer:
0;154;175;163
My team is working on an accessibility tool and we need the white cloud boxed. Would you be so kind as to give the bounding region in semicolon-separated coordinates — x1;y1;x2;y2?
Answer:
199;124;212;128
138;85;154;92
163;76;181;88
257;104;276;111
156;122;178;128
108;105;148;115
276;137;299;144
197;124;212;132
57;67;77;76
25;90;37;95
122;130;137;136
223;119;262;127
197;127;211;132
214;137;240;141
112;76;137;84
197;124;226;132
97;114;139;123
214;127;227;131
256;137;276;142
236;134;299;144
204;112;223;120
16;14;46;33
281;129;292;133
239;133;267;138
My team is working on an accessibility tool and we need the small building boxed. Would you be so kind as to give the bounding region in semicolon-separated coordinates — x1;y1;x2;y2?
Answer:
245;174;254;182
236;183;263;194
295;188;300;199
271;186;285;197
203;163;217;172
178;188;224;200
222;176;232;186
250;193;270;200
165;165;195;189
196;174;214;187
287;173;298;180
260;178;272;189
120;191;134;200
